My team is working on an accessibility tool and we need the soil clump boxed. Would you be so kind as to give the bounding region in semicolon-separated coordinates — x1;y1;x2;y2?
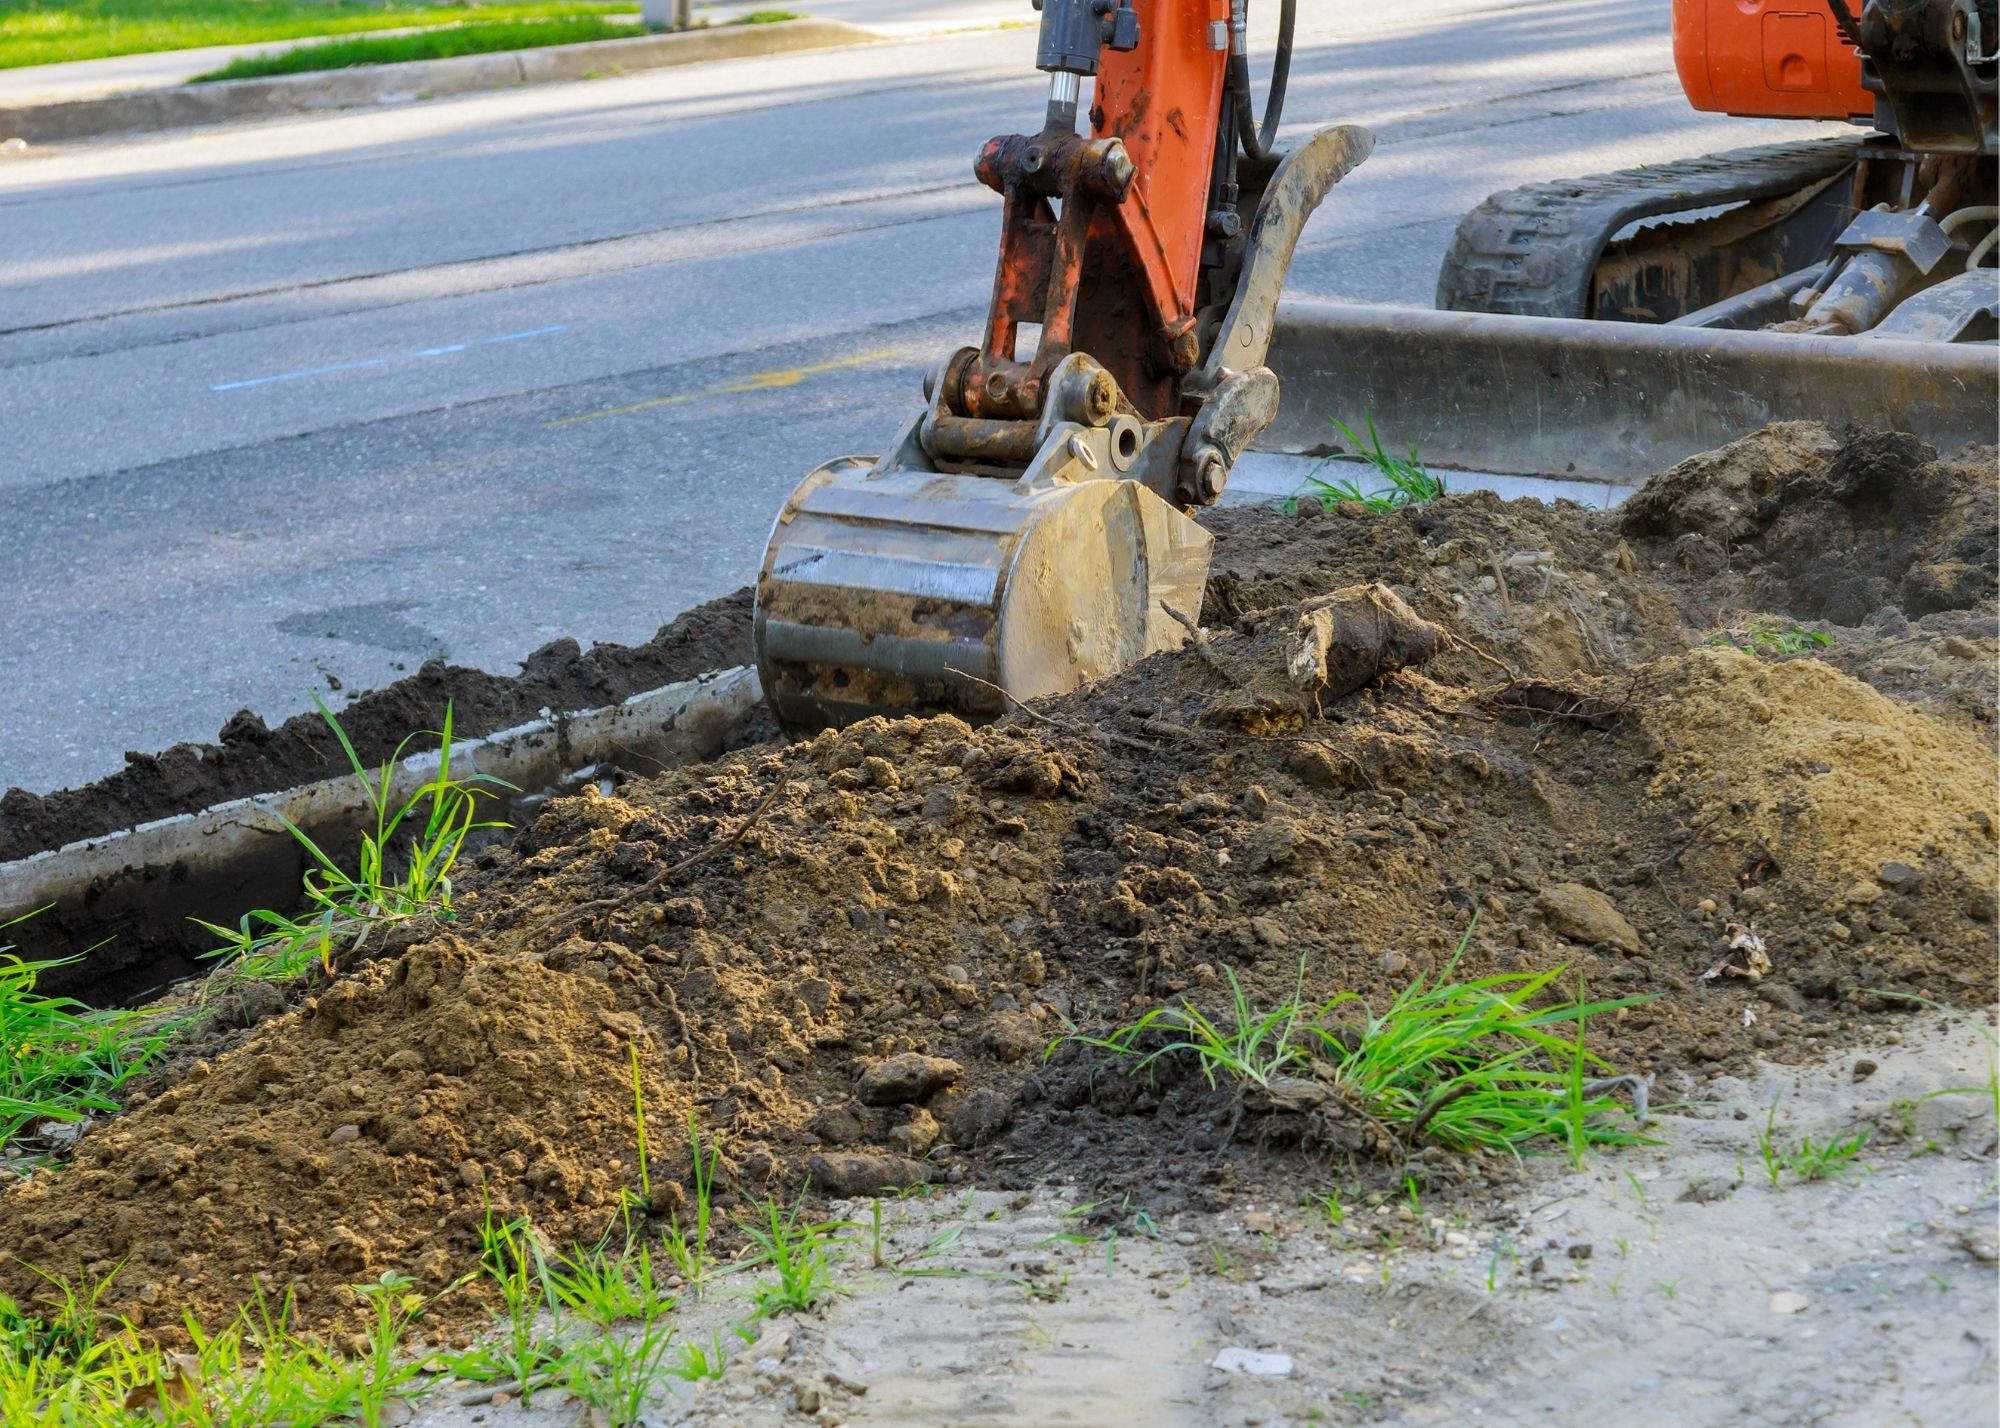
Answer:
2;424;1993;1345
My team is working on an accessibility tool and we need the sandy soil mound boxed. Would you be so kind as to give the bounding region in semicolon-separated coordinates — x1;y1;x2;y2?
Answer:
3;425;1993;1343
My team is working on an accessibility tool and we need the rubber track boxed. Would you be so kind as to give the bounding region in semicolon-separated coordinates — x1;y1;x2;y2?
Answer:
1435;136;1869;318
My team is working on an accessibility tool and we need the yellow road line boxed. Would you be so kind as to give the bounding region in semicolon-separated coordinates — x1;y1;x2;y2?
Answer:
543;348;905;429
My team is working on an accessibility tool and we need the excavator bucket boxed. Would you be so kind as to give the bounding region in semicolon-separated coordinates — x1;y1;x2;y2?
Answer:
755;444;1212;734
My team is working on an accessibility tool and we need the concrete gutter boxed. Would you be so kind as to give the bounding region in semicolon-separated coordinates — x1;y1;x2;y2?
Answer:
0;20;879;145
0;667;763;1002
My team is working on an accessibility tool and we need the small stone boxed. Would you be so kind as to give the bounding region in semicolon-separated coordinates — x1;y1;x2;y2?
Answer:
856;1053;963;1105
1380;950;1409;975
1942;635;1980;659
328;1124;361;1144
1876;861;1923;892
1445;1231;1471;1247
1242;1211;1276;1234
807;1153;934;1198
1249;917;1291;949
1767;1290;1810;1316
1536;883;1642;955
1566;1243;1592;1261
1852;1059;1878;1082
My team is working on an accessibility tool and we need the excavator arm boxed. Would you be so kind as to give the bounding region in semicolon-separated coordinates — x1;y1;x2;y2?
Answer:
753;0;1369;732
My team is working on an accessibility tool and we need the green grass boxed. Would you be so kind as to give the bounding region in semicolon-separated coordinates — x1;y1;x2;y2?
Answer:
192;12;632;79
195;699;507;986
1704;619;1833;657
1290;415;1446;514
0;909;186;1151
1756;1099;1871;1186
738;1193;846;1317
1069;926;1654;1163
0;0;636;72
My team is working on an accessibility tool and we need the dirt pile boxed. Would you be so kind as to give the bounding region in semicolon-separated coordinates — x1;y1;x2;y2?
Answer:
2;424;1993;1343
0;591;761;863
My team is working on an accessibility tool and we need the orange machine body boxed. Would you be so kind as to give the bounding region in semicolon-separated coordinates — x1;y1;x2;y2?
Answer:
1673;0;1872;121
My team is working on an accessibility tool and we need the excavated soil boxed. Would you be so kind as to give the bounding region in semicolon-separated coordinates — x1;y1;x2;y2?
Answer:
2;424;1994;1346
0;591;761;864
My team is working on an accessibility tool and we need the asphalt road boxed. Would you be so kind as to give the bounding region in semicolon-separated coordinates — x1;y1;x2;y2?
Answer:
0;0;1834;794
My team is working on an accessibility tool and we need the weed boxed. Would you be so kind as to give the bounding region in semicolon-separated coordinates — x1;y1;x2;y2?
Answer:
739;1194;845;1318
1305;1187;1347;1229
1756;1098;1872;1185
1288;416;1445;514
1622;1169;1653;1211
457;1204;571;1405
1705;619;1833;657
1076;926;1651;1163
1787;1129;1871;1182
546;1239;673;1329
0;910;185;1148
627;1043;653;1212
1654;1278;1683;1300
196;701;507;985
668;1329;733;1382
665;1113;720;1291
0;1261;123;1367
565;1319;678;1425
1064;955;1313;1091
1303;929;1652;1159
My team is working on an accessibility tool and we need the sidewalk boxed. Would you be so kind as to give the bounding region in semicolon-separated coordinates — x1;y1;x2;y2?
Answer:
0;0;1019;108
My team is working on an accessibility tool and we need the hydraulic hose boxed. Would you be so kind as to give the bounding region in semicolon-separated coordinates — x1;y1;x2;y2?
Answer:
1228;0;1295;162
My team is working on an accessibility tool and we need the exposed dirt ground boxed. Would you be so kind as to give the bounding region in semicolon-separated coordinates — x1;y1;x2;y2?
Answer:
2;426;1994;1410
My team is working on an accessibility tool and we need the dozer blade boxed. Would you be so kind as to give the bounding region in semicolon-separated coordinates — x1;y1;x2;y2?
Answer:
1263;300;1998;481
755;455;1211;734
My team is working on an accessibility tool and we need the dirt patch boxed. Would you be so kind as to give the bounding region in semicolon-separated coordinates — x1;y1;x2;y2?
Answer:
2;425;1993;1347
0;591;761;865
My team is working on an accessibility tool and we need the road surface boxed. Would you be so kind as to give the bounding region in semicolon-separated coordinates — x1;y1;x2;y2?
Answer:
0;0;1837;793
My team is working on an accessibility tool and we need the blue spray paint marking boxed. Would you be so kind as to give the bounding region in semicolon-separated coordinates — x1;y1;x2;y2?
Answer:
210;325;569;392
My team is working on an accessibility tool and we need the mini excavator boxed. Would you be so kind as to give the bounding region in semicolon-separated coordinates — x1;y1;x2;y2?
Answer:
754;0;1357;731
753;0;1997;733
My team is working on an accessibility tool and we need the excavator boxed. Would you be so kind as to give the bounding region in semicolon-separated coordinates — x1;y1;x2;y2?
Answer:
753;0;1997;733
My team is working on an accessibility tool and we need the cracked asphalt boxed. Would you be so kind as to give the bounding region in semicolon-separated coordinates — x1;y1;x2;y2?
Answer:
0;0;1836;793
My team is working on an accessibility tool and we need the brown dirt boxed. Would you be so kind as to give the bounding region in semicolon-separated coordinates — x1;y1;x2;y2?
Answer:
3;424;1994;1347
0;591;761;865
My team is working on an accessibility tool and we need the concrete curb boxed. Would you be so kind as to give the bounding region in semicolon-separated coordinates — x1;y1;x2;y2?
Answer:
0;667;764;1001
0;19;879;145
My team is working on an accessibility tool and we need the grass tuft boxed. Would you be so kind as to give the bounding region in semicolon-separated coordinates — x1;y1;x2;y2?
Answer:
196;699;507;986
1289;415;1445;514
1071;924;1654;1162
0;910;186;1151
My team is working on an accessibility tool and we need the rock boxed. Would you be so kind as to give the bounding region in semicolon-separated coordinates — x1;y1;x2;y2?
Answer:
888;1108;939;1157
807;1153;933;1198
1250;916;1291;949
1852;1058;1878;1082
1241;1211;1276;1234
1943;635;1981;659
327;1124;361;1144
1536;883;1642;954
1876;861;1923;891
944;1087;1013;1147
983;1014;1043;1064
1210;1347;1293;1376
857;1053;963;1105
1379;950;1408;976
1766;1290;1810;1316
